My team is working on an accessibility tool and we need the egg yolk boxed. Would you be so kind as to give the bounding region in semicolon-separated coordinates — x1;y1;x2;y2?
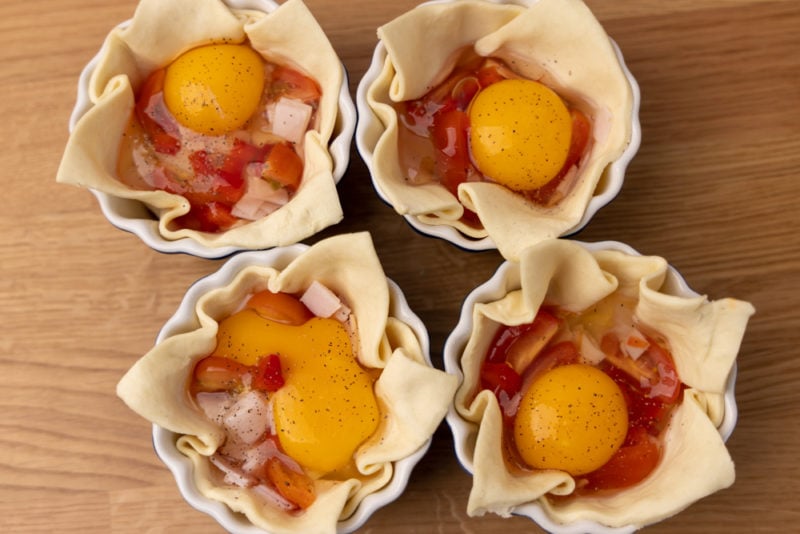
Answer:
513;363;628;476
212;310;379;474
163;44;264;135
468;79;572;191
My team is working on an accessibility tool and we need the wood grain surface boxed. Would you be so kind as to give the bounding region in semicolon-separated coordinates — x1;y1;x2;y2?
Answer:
2;0;798;532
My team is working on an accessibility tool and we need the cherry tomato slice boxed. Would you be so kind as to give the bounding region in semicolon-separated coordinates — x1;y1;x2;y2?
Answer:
245;290;314;326
480;361;522;400
430;108;471;197
192;356;252;393
271;65;321;103
264;456;316;509
579;427;661;492
504;310;561;374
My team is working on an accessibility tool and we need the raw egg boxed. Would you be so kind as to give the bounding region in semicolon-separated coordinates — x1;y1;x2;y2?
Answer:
513;363;627;476
468;79;572;191
212;310;379;474
163;44;264;135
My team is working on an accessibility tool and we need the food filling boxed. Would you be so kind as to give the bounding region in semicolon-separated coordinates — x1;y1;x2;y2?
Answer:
396;49;591;227
189;282;379;512
117;43;321;233
478;293;683;496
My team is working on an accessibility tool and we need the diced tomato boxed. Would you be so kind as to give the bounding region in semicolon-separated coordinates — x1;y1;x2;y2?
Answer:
580;427;661;492
264;456;316;509
245;290;313;325
480;361;522;400
135;69;180;155
252;354;285;392
636;341;682;404
262;143;303;191
486;309;561;364
219;139;270;189
270;65;321;103
192;356;252;393
504;310;561;374
430;108;471;196
601;332;683;405
527;109;591;206
521;340;581;389
476;64;506;88
604;364;672;435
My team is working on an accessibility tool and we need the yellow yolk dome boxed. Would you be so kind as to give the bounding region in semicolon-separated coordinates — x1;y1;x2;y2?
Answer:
163;43;265;135
513;363;628;476
212;310;379;474
468;79;572;191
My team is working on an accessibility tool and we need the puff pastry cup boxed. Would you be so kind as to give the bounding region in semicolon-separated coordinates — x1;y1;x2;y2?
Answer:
363;0;636;260
450;239;755;529
117;232;458;533
57;0;344;250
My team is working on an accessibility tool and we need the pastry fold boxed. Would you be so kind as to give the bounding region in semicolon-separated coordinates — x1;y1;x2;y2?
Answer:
57;0;344;249
365;0;634;260
453;239;754;528
118;232;458;533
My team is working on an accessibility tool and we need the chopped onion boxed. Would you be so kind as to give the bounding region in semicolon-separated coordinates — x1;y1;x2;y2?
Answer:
231;174;290;221
580;334;606;365
209;454;257;488
223;390;271;445
269;98;312;144
241;438;280;474
195;391;235;426
622;328;650;360
300;280;343;318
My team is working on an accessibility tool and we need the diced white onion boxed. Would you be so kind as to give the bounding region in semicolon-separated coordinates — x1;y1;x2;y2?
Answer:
223;390;271;445
333;302;351;322
195;392;235;426
300;280;343;318
209;454;257;488
231;175;290;221
241;438;280;474
270;98;312;144
580;334;606;365
621;328;650;360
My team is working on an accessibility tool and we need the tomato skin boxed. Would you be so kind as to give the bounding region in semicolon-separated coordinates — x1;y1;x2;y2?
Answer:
192;356;252;393
245;290;313;325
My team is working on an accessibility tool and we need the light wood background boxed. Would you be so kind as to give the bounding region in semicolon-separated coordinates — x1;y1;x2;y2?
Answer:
2;0;798;532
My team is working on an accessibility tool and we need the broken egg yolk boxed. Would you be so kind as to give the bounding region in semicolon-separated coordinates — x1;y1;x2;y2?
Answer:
468;79;572;191
163;44;264;135
513;363;627;476
212;310;379;474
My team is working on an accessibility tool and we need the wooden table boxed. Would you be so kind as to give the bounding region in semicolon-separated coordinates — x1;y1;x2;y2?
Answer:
3;0;798;532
